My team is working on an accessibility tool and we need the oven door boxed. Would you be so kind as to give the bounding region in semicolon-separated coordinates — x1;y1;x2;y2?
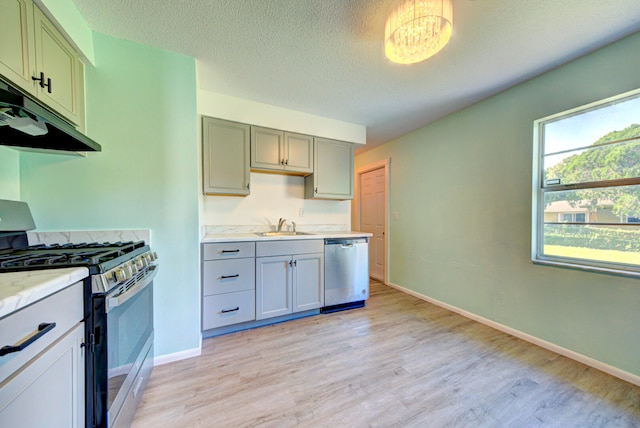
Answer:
92;267;156;428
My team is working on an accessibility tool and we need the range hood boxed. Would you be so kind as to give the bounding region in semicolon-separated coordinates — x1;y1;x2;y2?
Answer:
0;81;101;153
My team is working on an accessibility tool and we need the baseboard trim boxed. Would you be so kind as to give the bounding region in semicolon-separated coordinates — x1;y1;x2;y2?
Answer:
153;344;202;366
387;281;640;387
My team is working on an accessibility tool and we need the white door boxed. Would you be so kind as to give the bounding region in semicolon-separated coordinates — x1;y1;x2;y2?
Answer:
361;167;385;281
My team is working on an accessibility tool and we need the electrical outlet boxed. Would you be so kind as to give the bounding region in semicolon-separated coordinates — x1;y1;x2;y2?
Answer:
393;211;399;220
299;208;305;217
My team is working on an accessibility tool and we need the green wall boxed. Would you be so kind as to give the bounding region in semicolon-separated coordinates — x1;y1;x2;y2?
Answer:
0;147;20;200
355;31;640;376
18;33;200;358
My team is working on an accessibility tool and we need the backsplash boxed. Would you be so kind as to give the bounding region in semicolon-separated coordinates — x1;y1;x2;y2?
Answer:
202;224;347;237
27;230;151;246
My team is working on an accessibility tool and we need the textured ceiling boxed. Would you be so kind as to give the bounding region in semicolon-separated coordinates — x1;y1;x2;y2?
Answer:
72;0;640;152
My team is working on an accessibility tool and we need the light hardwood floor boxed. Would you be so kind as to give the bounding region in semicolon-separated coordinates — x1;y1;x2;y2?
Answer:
132;281;640;427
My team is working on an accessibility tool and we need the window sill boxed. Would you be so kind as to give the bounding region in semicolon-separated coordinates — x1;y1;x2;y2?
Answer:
533;258;640;279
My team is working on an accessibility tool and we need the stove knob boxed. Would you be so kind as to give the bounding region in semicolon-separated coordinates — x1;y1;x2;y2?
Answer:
135;257;145;270
123;264;133;280
152;252;158;261
129;262;139;275
114;269;127;283
144;254;152;264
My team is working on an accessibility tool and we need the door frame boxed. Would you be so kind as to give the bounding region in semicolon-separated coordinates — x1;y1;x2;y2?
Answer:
353;158;390;285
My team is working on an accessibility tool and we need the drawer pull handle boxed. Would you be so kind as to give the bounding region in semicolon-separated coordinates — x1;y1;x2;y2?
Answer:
0;322;56;357
221;307;240;314
221;274;240;279
221;249;240;254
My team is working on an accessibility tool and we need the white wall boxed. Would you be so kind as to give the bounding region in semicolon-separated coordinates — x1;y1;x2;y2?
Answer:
200;173;350;229
197;84;365;230
197;87;366;145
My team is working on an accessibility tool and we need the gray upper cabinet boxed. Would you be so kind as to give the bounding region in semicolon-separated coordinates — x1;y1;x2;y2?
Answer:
304;138;354;200
284;132;313;173
202;116;250;196
0;0;85;129
33;6;85;128
251;126;313;175
0;0;33;94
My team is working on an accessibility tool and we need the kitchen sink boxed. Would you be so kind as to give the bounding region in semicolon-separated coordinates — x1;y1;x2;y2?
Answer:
255;231;314;237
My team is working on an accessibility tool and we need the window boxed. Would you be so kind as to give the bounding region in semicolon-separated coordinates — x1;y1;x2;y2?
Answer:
532;88;640;276
558;212;587;223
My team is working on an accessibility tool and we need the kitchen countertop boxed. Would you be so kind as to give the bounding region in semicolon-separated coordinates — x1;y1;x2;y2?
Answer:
0;267;88;319
202;231;372;243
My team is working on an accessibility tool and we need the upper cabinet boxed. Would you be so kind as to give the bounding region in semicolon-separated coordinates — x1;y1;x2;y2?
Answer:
202;116;251;196
0;0;34;93
0;0;85;128
251;126;313;175
201;117;355;198
32;6;84;128
304;138;354;200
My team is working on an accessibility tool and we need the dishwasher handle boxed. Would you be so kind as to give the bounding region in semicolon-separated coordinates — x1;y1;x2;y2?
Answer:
324;238;368;246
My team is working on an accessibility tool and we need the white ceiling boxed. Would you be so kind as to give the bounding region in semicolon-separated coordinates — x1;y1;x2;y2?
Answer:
72;0;640;153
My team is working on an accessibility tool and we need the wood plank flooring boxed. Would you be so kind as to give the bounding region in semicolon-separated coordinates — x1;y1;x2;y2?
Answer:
132;281;640;427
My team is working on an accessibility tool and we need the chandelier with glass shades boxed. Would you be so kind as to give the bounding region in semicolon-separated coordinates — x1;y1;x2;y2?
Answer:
384;0;453;64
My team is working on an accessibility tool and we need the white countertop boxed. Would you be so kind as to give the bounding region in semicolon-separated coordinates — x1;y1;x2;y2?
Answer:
0;267;89;319
202;231;372;243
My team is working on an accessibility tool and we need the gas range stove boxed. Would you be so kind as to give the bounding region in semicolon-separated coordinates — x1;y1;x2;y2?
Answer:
0;240;157;294
0;199;158;428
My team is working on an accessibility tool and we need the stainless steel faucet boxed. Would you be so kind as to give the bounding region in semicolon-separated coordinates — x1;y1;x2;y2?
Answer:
291;221;296;232
277;218;286;232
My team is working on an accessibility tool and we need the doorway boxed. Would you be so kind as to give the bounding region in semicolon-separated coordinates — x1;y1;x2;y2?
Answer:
354;158;390;284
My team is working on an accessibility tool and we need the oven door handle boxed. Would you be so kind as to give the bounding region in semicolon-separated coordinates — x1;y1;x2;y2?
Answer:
107;266;158;313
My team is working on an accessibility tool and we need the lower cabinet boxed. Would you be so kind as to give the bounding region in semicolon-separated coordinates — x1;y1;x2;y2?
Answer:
255;240;324;320
201;239;324;331
201;242;256;330
0;322;85;427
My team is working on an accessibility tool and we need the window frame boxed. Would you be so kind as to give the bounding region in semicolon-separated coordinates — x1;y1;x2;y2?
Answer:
532;87;640;278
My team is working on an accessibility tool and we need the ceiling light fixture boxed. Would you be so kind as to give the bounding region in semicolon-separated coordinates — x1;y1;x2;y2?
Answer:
384;0;453;64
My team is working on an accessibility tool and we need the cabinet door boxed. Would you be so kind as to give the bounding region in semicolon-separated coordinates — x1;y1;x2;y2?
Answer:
305;138;354;200
251;126;284;170
33;7;84;127
0;322;85;428
255;255;292;320
284;132;313;173
203;117;251;195
293;252;324;312
0;0;35;94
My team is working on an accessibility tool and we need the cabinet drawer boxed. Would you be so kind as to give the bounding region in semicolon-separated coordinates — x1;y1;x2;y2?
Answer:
256;239;323;257
203;258;255;296
202;242;255;260
0;281;83;384
202;290;255;330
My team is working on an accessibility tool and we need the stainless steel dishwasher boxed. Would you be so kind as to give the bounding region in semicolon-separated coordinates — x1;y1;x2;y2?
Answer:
322;237;369;313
